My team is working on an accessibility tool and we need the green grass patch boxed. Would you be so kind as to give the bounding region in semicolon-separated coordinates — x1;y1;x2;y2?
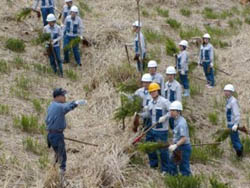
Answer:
145;47;161;64
180;8;192;17
65;69;78;81
241;137;250;155
166;18;181;29
32;31;50;45
0;104;10;115
164;175;202;188
33;64;54;75
11;56;29;70
23;136;48;155
143;28;166;44
38;152;49;169
79;0;92;17
242;5;250;16
5;38;25;52
0;59;10;74
165;37;179;56
16;8;32;22
189;80;202;97
228;18;242;29
12;75;32;100
32;99;43;114
208;111;219;125
14;115;45;134
142;8;150;17
245;16;250;24
179;26;203;39
202;7;233;20
209;176;230;188
156;7;169;17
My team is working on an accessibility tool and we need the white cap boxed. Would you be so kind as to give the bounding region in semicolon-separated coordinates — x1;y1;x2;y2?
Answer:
65;0;72;2
170;101;183;111
203;33;211;39
70;5;78;13
166;66;176;74
179;40;188;47
141;73;152;82
46;14;56;22
132;20;142;27
147;60;157;68
224;84;234;92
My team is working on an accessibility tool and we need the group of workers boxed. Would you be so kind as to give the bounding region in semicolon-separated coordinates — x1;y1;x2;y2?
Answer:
31;0;243;184
132;21;243;176
33;0;83;77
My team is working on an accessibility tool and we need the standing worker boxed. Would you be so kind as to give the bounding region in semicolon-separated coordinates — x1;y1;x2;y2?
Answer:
45;88;86;184
168;101;192;176
148;60;165;96
133;73;152;131
62;0;73;24
133;21;146;72
43;14;63;77
198;33;215;88
224;84;243;157
63;5;84;66
139;83;171;174
32;0;55;26
165;66;182;130
177;40;190;97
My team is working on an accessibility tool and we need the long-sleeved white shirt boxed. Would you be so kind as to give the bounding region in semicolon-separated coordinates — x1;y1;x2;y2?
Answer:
63;15;84;37
164;80;182;102
43;24;62;47
198;43;214;64
33;0;55;9
151;73;165;96
226;96;240;126
177;50;189;72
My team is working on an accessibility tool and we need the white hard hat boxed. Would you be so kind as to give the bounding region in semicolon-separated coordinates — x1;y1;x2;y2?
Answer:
166;66;176;74
132;20;142;27
224;84;235;92
70;5;78;13
46;14;56;22
179;40;188;47
203;33;211;39
141;73;152;82
147;60;157;68
170;101;183;111
65;0;72;2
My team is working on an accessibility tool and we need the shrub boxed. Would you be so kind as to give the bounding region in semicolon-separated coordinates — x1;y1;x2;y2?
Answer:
180;8;192;17
142;8;150;17
143;28;166;44
165;37;179;56
202;7;219;19
164;175;202;188
156;7;169;17
179;26;203;39
166;18;181;29
65;69;78;81
190;81;202;97
0;59;10;74
32;31;51;45
208;111;219;125
23;137;47;155
210;176;230;188
32;99;43;114
0;104;10;115
16;8;32;22
13;115;43;133
5;38;25;52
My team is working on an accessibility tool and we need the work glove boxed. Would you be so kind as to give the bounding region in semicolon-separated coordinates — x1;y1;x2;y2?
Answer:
52;39;58;45
232;124;238;132
210;63;214;68
75;99;87;106
61;24;64;28
159;115;167;123
181;70;185;75
80;36;83;40
169;144;178;152
143;105;149;112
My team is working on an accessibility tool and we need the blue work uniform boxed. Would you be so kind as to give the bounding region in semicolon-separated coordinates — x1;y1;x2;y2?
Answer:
141;96;171;173
169;115;192;176
33;0;55;26
151;73;165;97
62;4;71;23
43;24;63;75
198;43;215;86
177;50;190;90
45;101;78;171
134;31;146;72
226;96;243;153
63;15;84;65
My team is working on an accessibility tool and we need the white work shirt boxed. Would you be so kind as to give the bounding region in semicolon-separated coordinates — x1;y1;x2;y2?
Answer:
164;80;182;102
33;0;55;9
225;96;240;126
151;73;165;96
63;15;84;37
134;87;152;107
177;50;189;72
43;24;62;47
134;31;146;56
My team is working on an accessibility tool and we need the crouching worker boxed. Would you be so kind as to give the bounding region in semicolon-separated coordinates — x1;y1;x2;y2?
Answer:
224;84;243;157
168;101;192;176
44;14;63;77
139;83;171;174
45;88;86;184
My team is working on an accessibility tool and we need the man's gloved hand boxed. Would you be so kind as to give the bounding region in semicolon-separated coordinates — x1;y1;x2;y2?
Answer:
134;54;140;61
61;24;64;28
210;63;214;68
52;39;58;45
80;36;83;40
75;99;87;106
143;105;149;112
232;124;238;132
181;70;185;75
159;115;167;123
169;144;178;152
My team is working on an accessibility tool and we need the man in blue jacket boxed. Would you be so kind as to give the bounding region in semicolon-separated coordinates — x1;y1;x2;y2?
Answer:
45;88;86;181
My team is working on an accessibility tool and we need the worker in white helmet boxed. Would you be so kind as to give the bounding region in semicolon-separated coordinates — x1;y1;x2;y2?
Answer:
198;33;215;88
43;14;63;77
224;84;243;157
148;60;165;96
63;5;84;66
62;0;73;24
168;101;192;176
32;0;55;26
177;40;190;97
132;20;147;72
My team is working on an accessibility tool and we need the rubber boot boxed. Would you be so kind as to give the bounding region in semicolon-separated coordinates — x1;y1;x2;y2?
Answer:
183;89;190;97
